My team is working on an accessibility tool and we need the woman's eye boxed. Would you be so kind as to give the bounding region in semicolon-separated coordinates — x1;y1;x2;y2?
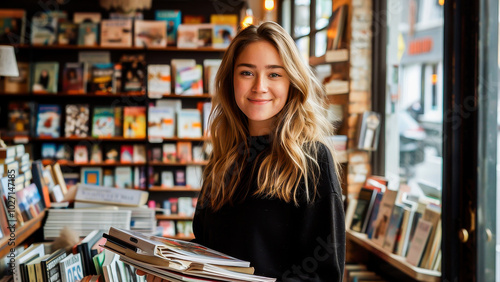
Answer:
269;73;282;78
240;71;253;76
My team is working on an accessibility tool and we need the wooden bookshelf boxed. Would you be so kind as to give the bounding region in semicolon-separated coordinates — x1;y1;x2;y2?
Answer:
149;186;201;192
149;161;208;167
0;92;145;97
327;93;349;105
0;210;46;258
41;160;147;167
159;137;207;142
13;44;226;52
33;137;146;142
346;230;441;282
159;94;212;99
156;214;193;220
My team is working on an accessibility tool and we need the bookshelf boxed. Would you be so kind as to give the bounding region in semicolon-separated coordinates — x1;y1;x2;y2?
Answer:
347;230;441;282
0;210;46;258
149;186;201;192
156;215;194;221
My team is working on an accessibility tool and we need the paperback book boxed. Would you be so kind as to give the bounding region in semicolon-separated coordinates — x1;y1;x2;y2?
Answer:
78;22;99;46
175;65;203;95
36;104;61;138
0;9;26;44
90;63;114;94
100;19;132;47
4;62;30;93
31;13;57;45
92;107;115;137
212;24;235;48
177;109;202;138
148;106;175;138
134;20;167;48
120;54;146;94
123;107;146;138
64;104;90;137
62;62;85;94
32;62;59;94
147;64;171;98
155;10;181;46
57;22;78;45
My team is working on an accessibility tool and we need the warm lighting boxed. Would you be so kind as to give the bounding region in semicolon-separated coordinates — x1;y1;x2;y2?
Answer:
241;8;254;28
431;74;438;85
265;0;275;11
439;0;445;5
0;45;19;77
99;0;152;13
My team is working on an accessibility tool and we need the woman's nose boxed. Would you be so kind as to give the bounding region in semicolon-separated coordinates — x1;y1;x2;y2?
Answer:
252;75;268;93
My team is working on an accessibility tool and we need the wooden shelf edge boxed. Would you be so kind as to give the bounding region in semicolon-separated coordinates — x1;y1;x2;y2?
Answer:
0;210;47;258
149;161;208;166
13;44;226;52
346;230;441;281
41;160;147;167
149;186;201;192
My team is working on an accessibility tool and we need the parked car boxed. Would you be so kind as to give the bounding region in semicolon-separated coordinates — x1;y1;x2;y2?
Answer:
399;111;426;179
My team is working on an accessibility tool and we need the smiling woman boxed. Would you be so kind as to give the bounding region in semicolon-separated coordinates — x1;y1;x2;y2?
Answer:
138;21;346;282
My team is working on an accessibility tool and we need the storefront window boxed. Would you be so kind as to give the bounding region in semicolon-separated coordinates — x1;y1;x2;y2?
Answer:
384;0;443;196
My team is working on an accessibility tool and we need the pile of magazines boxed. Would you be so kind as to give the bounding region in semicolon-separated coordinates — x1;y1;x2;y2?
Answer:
102;227;276;282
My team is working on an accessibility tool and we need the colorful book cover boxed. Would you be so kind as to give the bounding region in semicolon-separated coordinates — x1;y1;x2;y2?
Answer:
103;168;114;187
212;24;235;48
0;9;26;44
104;145;120;163
132;144;146;163
366;192;384;239
57;22;78;45
161;171;174;188
92;107;115;137
150;146;162;162
4;62;30;93
123;106;146;138
177;109;202;138
115;166;132;188
183;15;205;24
134;20;167;48
162;143;177;163
120;54;146;94
197;25;213;47
175;64;203;95
36;104;61;137
81;167;102;186
74;145;88;164
177;141;192;163
55;144;72;161
148;106;175;138
176;24;198;48
100;19;132;47
382;204;405;253
8;101;32;136
78;22;98;46
155;10;181;46
73;12;101;24
114;107;123;136
41;143;57;159
90;63;114;94
147;64;171;97
158;220;176;237
120;145;133;163
31;13;57;45
62;62;85;94
210;14;238;25
90;144;103;163
64;104;89;137
32;62;59;93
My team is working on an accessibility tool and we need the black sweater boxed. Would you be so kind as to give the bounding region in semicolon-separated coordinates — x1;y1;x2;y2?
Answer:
192;136;345;281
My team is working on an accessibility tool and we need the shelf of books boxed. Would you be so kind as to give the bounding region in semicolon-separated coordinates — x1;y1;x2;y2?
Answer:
347;230;441;282
156;215;193;221
149;186;201;192
0;210;46;259
149;161;208;167
13;44;226;52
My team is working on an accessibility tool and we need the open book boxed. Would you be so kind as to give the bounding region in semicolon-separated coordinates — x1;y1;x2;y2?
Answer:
103;227;276;282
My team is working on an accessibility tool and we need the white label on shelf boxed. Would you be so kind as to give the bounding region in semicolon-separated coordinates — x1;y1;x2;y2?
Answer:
149;137;163;143
14;136;29;144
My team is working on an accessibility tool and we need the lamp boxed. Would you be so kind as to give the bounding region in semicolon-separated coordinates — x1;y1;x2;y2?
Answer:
265;0;275;11
0;45;19;77
241;1;254;29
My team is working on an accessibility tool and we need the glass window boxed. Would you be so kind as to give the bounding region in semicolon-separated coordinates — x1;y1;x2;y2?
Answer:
384;0;443;196
294;0;310;38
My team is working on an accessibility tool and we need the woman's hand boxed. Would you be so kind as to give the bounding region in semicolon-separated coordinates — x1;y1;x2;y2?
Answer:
136;269;170;282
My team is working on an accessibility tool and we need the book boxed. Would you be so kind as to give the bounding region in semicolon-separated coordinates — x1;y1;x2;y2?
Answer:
114;107;123;136
210;14;238;25
177;109;202;138
161;171;174;188
75;183;148;206
31;13;57;45
52;163;68;195
59;253;84;282
115;166;133;188
103;168;114;187
382;203;405;253
32;62;59;94
62;62;85;94
212;24;235;48
183;15;205;24
104;145;120;163
326;4;348;51
365;192;383;239
73;12;101;24
406;218;433;267
65;104;89;137
78;22;99;46
100;19;132;47
123;106;146;138
92;107;115;137
419;205;442;268
134;20;167;48
74;145;88;164
81;167;102;186
120;145;133;163
162;143;177;162
371;189;398;246
147;64;171;98
150;146;162;162
177;142;192;163
350;187;378;233
175;64;203;95
40;248;67;282
4;62;30;93
120;54;146;94
176;24;199;48
7;101;33;136
132;144;146;163
186;166;202;189
176;220;193;237
0;9;26;44
36;104;61;138
158;220;176;236
155;10;181;46
356;111;381;151
203;59;221;94
90;144;103;163
192;145;204;162
148;106;175;138
175;169;186;186
58;22;78;45
171;59;195;90
90;63;114;94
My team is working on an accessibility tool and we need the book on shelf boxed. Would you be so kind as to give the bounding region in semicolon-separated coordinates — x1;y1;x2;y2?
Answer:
395;197;418;257
40;248;67;282
212;24;235;48
210;14;238;25
90;63;115;94
183;14;205;24
92;107;115;137
406;218;433;267
203;59;221;94
186;165;202;189
114;107;123;136
158;220;176;237
115;166;133;189
150;146;162;162
134;20;167;48
7;101;34;137
90;144;103;164
148;106;175;138
419;204;441;268
177;24;214;48
192;145;205;162
81;167;103;186
36;104;61;138
120;145;133;163
134;166;147;190
370;189;398;246
73;12;101;24
78;22;99;46
32;62;59;94
0;9;26;44
163;143;177;162
177;109;203;138
365;192;383;239
175;64;203;95
74;145;88;164
176;220;194;237
59;253;84;282
31;13;57;45
155;10;182;46
52;163;68;195
100;19;132;47
57;22;78;45
326;4;348;51
357;111;382;151
62;62;85;94
147;64;171;98
177;141;192;163
161;171;174;188
65;104;90;137
175;169;186;186
178;197;195;217
75;183;148;206
382;203;406;253
123;106;147;138
103;168;114;187
350;187;377;233
120;54;146;95
132;144;146;163
104;145;120;163
4;62;30;93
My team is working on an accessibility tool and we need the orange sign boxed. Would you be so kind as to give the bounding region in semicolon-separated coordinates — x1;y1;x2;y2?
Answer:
408;37;433;55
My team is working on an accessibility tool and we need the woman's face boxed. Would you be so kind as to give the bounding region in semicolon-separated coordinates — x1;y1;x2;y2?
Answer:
233;40;290;135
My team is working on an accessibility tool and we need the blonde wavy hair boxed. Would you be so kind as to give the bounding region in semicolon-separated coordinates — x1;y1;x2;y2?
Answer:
200;21;338;211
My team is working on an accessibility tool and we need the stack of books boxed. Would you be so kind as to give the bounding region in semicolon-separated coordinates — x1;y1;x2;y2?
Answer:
103;227;276;281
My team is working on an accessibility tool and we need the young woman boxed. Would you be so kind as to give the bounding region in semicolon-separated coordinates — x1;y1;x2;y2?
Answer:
140;21;345;282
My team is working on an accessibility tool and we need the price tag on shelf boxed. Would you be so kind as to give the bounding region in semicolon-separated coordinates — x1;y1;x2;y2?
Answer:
149;137;163;143
14;136;29;144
